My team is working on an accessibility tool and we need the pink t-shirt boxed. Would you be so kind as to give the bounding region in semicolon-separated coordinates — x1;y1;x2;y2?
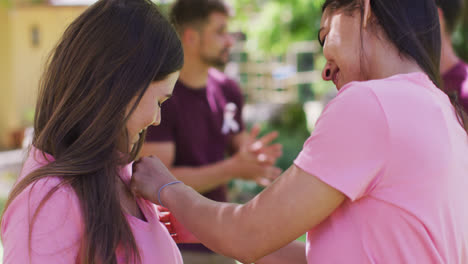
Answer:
1;148;183;264
295;72;468;263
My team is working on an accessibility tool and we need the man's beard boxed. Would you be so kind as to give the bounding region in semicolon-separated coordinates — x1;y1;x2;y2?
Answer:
200;49;230;69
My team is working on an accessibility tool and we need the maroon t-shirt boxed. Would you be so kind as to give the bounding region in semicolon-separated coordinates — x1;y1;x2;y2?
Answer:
145;68;244;253
442;61;468;113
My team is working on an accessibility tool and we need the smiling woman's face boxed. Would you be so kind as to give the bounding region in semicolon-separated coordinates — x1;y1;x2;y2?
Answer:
125;71;179;150
319;8;369;89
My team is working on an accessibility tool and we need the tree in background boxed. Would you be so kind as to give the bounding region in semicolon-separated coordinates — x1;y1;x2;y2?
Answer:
231;0;323;55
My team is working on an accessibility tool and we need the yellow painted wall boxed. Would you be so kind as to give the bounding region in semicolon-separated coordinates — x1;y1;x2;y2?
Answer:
0;5;86;149
0;7;14;148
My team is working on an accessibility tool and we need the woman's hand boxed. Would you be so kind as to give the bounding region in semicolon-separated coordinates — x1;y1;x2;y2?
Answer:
157;205;200;244
130;156;178;204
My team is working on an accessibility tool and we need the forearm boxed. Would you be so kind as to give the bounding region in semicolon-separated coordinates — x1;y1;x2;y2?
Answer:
255;241;307;264
161;184;267;263
153;165;344;263
140;142;236;193
170;158;238;193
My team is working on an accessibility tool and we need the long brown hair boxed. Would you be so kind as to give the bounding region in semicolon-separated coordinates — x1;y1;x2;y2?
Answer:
1;0;183;262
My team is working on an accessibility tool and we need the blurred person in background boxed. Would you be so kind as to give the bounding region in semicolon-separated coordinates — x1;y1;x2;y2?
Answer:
140;1;282;263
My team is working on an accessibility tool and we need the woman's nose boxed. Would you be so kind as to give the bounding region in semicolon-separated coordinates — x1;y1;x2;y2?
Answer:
322;63;332;81
152;108;161;126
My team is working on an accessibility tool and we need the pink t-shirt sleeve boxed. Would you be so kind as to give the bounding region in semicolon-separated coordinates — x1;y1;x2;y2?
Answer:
294;84;389;201
1;178;83;263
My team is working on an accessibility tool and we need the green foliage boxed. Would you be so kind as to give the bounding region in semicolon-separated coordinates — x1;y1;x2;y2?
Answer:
156;2;171;17
232;0;325;55
263;103;310;171
297;233;307;242
453;6;468;62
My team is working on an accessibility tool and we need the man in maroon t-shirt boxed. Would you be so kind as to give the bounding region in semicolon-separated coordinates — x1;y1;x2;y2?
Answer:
437;0;468;112
141;0;282;263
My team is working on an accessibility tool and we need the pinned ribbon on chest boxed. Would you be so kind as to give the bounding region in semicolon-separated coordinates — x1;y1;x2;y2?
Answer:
221;102;240;134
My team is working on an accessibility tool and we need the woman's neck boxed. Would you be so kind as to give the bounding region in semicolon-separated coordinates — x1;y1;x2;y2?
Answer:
366;33;425;80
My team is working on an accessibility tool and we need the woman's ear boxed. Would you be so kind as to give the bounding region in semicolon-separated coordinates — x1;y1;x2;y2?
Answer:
362;0;372;28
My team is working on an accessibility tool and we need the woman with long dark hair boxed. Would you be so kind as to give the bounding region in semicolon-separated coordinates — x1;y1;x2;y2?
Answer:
131;0;468;263
1;0;183;263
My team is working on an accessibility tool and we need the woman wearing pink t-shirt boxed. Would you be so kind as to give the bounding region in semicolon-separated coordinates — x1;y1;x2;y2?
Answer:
131;0;468;263
1;0;184;263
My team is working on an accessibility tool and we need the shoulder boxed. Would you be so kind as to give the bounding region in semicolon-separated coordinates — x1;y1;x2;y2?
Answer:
23;176;78;206
2;177;83;254
3;176;82;228
317;80;390;137
328;80;383;111
335;73;428;106
340;75;405;93
1;176;83;262
297;81;391;201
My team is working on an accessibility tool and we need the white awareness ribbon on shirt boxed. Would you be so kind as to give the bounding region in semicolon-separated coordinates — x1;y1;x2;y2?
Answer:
221;102;240;134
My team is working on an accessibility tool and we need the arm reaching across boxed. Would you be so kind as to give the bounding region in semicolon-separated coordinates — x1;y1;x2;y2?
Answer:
131;157;344;263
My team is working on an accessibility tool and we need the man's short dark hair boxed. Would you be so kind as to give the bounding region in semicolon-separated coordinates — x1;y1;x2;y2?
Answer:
170;0;230;32
436;0;464;34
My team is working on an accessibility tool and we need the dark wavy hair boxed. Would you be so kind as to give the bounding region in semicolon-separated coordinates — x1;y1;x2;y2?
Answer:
322;0;468;131
1;0;183;262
